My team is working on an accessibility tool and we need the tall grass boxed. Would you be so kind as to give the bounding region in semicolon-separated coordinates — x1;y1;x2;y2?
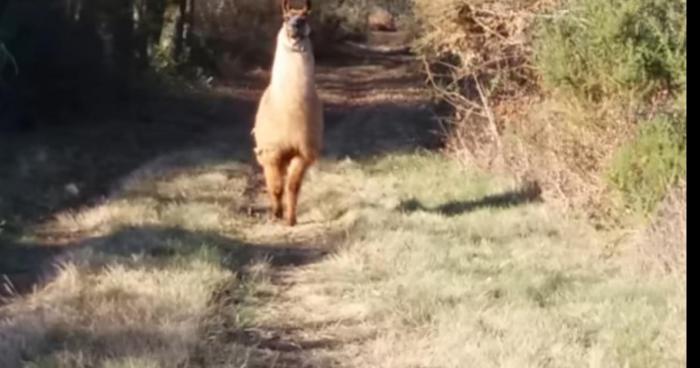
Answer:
608;112;686;215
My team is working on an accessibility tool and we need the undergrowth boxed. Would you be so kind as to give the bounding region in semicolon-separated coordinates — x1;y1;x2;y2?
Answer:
535;0;686;101
608;112;686;215
413;0;686;223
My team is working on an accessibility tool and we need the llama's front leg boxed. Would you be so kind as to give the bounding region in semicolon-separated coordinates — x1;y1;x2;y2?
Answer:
262;163;284;220
284;156;309;226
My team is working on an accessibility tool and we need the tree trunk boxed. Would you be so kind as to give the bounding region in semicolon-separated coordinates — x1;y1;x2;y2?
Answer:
179;0;195;62
158;0;182;66
157;0;195;67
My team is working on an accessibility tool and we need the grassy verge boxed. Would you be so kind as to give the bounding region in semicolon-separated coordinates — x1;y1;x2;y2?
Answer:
257;152;685;367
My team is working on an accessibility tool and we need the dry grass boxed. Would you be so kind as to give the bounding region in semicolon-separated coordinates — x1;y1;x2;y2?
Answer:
498;95;635;221
0;147;685;367
634;181;686;276
0;150;251;367
0;145;363;367
0;242;234;367
413;0;549;159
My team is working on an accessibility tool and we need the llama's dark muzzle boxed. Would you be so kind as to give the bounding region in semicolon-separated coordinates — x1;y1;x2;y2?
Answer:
287;16;308;39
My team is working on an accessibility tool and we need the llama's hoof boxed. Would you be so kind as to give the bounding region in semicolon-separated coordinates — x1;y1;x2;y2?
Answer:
286;217;297;227
271;207;283;220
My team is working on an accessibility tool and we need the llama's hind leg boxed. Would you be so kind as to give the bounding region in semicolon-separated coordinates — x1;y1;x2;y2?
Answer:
262;162;285;220
284;156;310;226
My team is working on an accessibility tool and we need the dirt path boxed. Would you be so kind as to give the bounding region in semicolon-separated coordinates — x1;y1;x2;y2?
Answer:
237;38;438;218
178;41;442;366
0;34;438;364
0;32;437;300
2;28;438;315
219;34;439;161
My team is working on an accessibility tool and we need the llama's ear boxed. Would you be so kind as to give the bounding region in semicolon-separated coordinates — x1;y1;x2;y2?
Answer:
281;0;290;14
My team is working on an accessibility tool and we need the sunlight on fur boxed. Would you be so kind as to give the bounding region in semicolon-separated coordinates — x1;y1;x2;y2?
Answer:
252;0;324;227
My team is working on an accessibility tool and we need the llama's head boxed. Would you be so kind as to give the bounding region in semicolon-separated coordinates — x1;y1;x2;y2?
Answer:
281;0;312;44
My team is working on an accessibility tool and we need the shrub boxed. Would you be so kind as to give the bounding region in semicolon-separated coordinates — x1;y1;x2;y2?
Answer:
534;0;686;218
411;0;544;167
413;0;686;221
608;111;686;215
534;0;686;101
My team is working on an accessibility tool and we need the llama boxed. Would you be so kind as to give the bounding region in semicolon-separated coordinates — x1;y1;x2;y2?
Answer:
252;0;323;226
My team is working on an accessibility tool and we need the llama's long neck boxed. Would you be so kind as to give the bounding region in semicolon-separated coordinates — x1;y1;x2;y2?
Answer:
269;28;316;97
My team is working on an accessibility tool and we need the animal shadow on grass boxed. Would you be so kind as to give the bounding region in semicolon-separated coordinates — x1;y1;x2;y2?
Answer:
398;181;543;216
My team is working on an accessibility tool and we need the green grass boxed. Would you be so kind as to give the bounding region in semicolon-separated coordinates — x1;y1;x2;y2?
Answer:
262;152;685;368
608;113;686;215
